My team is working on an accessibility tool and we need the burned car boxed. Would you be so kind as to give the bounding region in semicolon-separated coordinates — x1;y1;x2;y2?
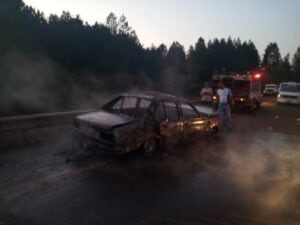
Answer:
73;91;222;154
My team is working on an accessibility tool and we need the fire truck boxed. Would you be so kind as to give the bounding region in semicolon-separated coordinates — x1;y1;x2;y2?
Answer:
211;72;263;112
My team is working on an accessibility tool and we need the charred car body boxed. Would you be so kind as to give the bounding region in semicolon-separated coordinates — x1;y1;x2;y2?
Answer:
73;91;221;154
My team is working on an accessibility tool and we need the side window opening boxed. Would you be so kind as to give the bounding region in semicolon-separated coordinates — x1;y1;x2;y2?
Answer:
120;96;138;117
180;102;199;120
154;102;166;122
112;97;123;110
122;97;138;109
139;99;151;108
163;101;179;121
135;98;152;118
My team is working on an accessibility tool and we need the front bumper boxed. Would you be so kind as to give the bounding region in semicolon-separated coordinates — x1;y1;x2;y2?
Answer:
263;90;277;95
234;99;251;107
277;96;300;104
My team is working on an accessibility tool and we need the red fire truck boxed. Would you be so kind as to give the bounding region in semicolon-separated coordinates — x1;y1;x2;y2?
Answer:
211;72;263;112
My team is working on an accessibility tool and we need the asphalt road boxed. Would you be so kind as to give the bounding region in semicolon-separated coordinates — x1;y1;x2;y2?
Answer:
0;97;300;225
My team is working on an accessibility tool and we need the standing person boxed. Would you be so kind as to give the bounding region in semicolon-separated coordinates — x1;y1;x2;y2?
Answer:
200;82;213;104
216;81;233;129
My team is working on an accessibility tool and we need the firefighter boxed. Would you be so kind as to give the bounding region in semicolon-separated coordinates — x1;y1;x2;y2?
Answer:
216;81;233;129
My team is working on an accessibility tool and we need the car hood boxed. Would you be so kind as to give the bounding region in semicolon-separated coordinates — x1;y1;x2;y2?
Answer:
279;91;300;97
195;105;218;117
76;110;136;130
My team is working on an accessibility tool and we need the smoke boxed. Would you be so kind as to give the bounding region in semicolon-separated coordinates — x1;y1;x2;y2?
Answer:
0;51;116;116
0;49;198;116
199;131;300;219
0;51;57;115
95;128;300;224
125;130;300;222
157;66;194;96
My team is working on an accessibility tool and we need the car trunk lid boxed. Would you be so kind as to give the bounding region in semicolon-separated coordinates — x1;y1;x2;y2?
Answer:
76;110;136;130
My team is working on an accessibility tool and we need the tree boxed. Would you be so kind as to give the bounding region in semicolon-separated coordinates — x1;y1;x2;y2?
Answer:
243;40;260;70
157;44;167;58
262;43;281;68
118;15;131;35
0;2;149;115
2;0;300;116
117;14;139;44
292;47;300;82
262;43;282;82
165;41;186;69
191;37;209;81
281;54;292;81
60;11;72;21
106;12;118;35
186;45;195;73
143;44;167;83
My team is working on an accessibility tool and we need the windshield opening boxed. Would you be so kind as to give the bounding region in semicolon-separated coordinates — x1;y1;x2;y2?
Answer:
232;80;250;96
279;84;300;92
103;96;151;118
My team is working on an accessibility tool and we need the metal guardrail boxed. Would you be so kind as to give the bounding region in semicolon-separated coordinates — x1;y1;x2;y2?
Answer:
0;97;203;149
0;110;93;149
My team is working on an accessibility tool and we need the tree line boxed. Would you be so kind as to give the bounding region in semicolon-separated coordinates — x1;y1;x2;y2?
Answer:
0;0;299;116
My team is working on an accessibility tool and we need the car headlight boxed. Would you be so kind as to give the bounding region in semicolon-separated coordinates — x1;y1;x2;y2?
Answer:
277;94;281;98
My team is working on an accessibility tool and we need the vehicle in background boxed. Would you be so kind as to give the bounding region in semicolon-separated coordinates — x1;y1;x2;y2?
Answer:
277;82;300;104
73;91;222;155
263;84;278;96
211;73;263;113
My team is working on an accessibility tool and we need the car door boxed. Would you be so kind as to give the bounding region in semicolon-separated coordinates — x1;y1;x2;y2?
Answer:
179;101;208;140
157;101;183;145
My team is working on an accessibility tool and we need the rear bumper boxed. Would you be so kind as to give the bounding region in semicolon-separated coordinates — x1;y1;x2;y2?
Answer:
73;128;124;154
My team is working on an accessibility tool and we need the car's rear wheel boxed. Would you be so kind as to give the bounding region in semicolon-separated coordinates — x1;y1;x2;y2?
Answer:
143;139;159;154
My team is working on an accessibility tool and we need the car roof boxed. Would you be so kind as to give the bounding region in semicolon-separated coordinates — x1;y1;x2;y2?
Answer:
280;82;300;85
121;90;188;102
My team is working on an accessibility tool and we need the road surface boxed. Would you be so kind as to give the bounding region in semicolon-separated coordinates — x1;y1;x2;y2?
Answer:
0;97;300;225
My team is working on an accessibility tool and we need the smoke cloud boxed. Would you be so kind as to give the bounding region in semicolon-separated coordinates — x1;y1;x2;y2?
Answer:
0;50;197;116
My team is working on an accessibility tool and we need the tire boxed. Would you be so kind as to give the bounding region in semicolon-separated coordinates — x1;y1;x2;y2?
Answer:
256;101;261;109
248;100;256;114
143;139;159;154
208;127;218;142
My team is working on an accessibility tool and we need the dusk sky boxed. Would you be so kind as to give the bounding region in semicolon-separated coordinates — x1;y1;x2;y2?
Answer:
23;0;300;58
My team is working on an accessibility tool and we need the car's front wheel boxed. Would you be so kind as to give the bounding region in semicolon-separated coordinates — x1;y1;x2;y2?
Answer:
248;100;257;114
143;139;159;154
207;126;219;142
